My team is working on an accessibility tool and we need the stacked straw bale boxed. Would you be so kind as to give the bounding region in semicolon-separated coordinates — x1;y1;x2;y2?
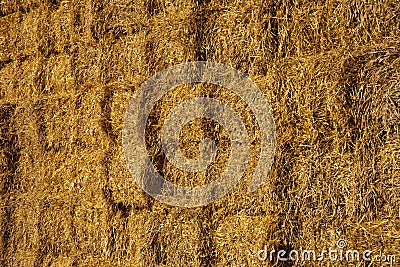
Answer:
0;0;399;266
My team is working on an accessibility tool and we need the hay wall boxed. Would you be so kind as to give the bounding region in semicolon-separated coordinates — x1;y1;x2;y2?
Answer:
1;0;399;266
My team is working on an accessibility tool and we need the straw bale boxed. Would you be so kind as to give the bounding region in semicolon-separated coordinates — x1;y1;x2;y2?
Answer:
49;3;75;54
0;53;74;101
0;12;22;62
106;146;150;210
7;146;111;265
147;0;198;70
205;0;282;74
155;209;205;266
51;0;151;85
95;30;148;85
0;0;40;17
3;196;40;267
2;103;44;197
7;195;109;267
0;53;74;103
0;7;40;60
107;211;155;266
10;95;109;192
213;214;279;266
284;0;400;56
74;85;112;148
25;85;111;149
34;96;77;150
0;55;38;103
27;147;108;201
54;210;161;267
89;0;150;41
41;53;75;95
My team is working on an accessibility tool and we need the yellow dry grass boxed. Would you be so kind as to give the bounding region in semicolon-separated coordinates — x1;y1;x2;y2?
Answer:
0;0;399;266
